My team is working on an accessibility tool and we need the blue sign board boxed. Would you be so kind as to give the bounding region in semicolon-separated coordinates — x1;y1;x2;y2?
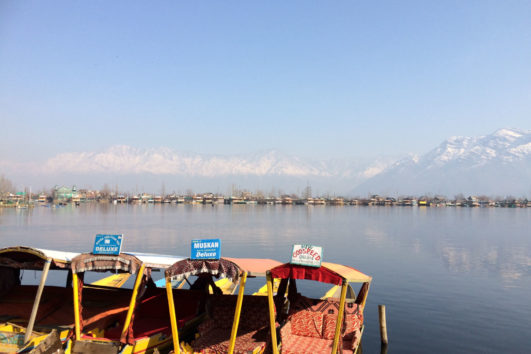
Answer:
191;239;221;260
93;234;123;255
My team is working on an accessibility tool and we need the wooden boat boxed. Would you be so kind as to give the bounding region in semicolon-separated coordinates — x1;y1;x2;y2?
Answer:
69;251;197;354
0;246;80;353
164;257;282;354
265;262;372;354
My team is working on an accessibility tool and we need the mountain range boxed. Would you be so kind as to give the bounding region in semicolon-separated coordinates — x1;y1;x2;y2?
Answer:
352;128;531;196
1;128;530;196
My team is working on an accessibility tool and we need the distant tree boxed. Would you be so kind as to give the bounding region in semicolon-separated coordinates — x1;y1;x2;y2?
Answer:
100;184;111;199
302;185;312;199
0;175;15;197
255;189;265;201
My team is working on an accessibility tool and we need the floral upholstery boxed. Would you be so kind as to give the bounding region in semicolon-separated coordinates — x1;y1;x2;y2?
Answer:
290;310;323;338
280;296;364;353
280;333;355;354
191;295;272;353
192;327;268;354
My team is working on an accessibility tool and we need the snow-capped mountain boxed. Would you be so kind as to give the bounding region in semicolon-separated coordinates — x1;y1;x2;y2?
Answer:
41;147;328;177
2;128;530;195
0;146;397;193
40;146;393;179
353;128;531;196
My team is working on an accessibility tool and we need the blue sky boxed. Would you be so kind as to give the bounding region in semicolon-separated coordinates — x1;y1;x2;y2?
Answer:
1;1;530;162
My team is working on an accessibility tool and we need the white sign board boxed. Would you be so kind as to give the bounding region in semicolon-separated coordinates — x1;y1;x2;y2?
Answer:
291;244;322;268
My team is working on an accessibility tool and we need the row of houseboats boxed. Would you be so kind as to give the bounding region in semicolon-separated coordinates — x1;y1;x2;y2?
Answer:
0;246;371;353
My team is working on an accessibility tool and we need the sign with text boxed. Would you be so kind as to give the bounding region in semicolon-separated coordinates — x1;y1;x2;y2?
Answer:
191;239;221;260
291;244;322;267
93;234;123;255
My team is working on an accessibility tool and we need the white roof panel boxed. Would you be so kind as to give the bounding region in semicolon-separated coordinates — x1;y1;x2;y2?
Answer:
124;252;186;269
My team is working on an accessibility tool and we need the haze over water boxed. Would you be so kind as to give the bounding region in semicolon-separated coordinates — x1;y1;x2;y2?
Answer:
1;204;530;353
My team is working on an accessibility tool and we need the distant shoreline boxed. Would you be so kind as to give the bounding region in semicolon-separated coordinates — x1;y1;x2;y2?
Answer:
2;194;529;209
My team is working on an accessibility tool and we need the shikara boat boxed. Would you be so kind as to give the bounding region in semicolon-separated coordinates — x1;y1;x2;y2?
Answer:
0;246;80;353
265;262;372;354
164;257;282;354
69;251;199;354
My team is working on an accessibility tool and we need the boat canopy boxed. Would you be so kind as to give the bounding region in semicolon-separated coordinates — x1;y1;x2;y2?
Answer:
71;252;185;274
266;262;372;354
269;261;372;286
165;257;282;282
165;258;241;282
71;253;143;274
0;246;79;270
164;257;283;354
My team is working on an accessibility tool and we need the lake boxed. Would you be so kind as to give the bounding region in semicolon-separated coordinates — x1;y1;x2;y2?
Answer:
1;204;530;353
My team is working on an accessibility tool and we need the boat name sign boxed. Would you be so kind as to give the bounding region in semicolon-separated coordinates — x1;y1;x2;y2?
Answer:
191;239;221;260
291;244;322;268
93;234;123;255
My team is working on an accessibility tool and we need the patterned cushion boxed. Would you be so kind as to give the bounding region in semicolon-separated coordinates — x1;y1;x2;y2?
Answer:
192;327;267;354
348;328;362;351
289;310;323;338
281;333;356;354
322;312;363;341
343;312;363;340
322;313;340;340
281;334;358;354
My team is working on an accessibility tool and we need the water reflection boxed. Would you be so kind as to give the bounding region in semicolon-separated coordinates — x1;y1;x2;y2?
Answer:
0;204;530;352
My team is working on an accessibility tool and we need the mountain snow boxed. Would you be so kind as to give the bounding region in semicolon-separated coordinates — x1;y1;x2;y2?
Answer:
353;128;531;196
2;128;530;195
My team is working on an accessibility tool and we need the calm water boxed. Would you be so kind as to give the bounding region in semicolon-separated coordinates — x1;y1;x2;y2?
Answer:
1;204;530;353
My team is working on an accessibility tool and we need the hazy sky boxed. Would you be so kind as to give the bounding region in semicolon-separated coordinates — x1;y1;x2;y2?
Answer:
1;1;530;162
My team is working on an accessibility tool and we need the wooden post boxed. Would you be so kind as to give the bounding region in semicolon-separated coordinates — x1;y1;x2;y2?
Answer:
228;271;247;354
378;305;388;346
25;258;51;344
166;276;180;354
122;264;146;337
266;272;278;354
331;280;348;353
72;272;81;340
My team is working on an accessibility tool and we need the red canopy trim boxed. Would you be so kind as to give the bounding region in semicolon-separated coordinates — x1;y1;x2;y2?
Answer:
269;263;345;286
165;258;241;283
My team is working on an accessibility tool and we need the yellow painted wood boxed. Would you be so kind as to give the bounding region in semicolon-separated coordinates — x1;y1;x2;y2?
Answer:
121;264;146;337
166;276;180;354
266;272;279;354
228;271;247;354
72;272;81;340
253;277;280;296
210;277;233;294
91;273;131;287
331;280;348;354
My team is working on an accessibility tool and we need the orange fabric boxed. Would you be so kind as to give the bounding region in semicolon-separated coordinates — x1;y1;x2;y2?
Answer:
290;310;323;338
223;258;282;276
320;262;372;283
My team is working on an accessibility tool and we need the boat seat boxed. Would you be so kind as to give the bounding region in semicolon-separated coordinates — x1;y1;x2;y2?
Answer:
104;288;205;341
190;294;273;353
279;296;363;353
